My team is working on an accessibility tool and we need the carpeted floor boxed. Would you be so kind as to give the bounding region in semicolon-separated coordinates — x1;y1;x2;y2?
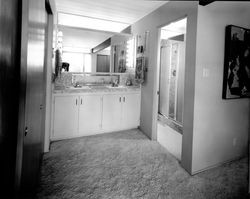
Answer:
36;129;248;199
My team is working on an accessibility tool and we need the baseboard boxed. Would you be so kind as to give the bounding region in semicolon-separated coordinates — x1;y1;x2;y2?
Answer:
50;127;140;142
138;126;152;140
190;155;247;175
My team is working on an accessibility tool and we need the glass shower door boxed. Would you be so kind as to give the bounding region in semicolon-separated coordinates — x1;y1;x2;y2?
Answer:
159;39;184;124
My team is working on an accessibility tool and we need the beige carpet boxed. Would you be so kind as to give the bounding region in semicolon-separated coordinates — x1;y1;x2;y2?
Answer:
36;129;248;199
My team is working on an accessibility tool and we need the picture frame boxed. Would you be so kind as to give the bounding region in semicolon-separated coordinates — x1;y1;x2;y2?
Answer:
135;56;145;83
222;25;250;99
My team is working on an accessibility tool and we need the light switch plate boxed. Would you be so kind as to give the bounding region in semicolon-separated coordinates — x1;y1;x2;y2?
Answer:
203;68;210;77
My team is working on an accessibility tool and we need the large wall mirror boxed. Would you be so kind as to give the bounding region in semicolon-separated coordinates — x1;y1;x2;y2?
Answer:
57;25;135;74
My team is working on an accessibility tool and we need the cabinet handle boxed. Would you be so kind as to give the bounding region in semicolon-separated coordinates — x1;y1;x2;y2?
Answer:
81;98;83;105
123;97;125;102
119;97;121;102
76;99;77;105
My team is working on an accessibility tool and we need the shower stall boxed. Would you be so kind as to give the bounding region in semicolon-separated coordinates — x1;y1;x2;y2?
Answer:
158;33;185;126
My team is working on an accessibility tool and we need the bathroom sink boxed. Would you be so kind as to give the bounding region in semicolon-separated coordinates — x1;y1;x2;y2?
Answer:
106;85;125;88
68;86;90;89
89;85;109;89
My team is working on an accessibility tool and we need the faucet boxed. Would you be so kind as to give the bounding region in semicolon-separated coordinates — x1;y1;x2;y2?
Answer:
72;76;76;86
74;82;81;88
111;78;119;87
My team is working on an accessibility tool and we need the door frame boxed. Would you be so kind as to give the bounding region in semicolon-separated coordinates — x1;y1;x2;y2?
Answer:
153;16;187;140
43;0;54;153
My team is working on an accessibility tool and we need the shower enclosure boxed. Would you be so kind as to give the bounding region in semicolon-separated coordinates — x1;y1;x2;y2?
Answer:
158;38;185;125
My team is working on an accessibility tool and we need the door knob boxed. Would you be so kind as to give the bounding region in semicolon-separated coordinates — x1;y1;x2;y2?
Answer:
24;127;28;136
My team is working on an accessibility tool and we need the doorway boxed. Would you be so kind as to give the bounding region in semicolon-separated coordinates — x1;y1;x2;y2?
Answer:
157;18;187;161
97;54;110;72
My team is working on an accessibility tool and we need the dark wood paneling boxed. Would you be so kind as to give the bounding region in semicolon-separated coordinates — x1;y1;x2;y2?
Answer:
0;0;21;196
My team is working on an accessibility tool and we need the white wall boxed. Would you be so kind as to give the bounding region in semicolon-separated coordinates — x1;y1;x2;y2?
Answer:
111;34;131;46
91;54;97;72
131;1;199;173
192;2;250;173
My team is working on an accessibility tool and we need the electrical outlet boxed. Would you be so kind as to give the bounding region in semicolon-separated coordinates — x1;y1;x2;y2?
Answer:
233;138;237;146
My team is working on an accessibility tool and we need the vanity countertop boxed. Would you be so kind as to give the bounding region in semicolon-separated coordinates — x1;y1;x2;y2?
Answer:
53;85;141;94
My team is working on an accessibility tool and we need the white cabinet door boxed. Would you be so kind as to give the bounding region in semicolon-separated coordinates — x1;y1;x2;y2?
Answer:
53;96;79;139
78;95;102;136
122;93;141;129
102;94;122;130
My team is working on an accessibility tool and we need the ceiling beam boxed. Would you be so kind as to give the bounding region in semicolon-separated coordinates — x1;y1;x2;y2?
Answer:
91;38;111;54
199;0;215;6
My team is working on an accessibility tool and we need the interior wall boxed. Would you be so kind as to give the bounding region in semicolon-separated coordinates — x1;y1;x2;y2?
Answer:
91;54;97;72
131;1;198;173
192;2;250;173
111;34;128;45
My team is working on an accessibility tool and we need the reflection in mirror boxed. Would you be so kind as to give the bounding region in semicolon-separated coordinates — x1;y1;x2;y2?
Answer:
58;25;135;73
111;35;136;73
96;46;111;72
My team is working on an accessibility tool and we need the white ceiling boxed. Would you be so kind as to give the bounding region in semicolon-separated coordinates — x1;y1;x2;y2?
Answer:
55;0;167;52
55;0;167;25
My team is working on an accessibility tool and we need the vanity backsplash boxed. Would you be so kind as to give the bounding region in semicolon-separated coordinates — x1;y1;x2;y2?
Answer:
54;72;138;90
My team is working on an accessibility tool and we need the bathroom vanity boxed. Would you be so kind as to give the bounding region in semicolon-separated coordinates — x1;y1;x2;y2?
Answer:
51;86;141;140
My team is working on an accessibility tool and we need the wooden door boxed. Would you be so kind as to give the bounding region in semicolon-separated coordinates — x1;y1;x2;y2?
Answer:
53;96;79;139
20;0;47;194
102;94;122;130
78;95;102;136
122;93;141;129
97;54;110;72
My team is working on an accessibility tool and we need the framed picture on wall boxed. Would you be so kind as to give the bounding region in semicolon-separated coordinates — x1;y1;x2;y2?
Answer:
223;25;250;99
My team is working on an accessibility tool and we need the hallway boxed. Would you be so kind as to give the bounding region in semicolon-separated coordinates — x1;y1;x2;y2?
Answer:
36;129;248;199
